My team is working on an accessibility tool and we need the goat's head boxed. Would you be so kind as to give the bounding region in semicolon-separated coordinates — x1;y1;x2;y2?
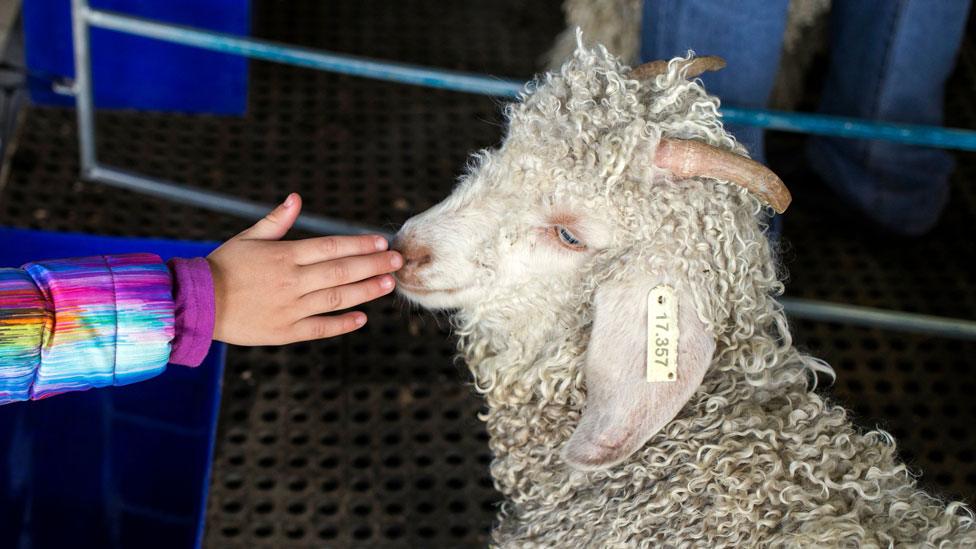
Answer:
395;38;791;470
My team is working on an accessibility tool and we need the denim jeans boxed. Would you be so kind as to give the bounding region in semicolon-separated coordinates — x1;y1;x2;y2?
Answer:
641;0;971;236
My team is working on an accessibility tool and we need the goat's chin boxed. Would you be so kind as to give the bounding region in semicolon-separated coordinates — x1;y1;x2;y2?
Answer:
396;285;472;310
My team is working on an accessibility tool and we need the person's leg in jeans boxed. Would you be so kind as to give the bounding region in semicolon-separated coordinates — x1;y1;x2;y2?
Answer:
640;0;791;236
807;0;971;236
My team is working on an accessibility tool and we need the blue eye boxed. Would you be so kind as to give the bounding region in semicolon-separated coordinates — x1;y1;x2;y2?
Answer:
554;225;586;249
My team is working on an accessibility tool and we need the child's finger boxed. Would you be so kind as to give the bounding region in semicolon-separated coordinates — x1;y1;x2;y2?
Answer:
239;193;302;241
292;234;389;266
300;275;395;315
292;312;367;342
301;251;403;292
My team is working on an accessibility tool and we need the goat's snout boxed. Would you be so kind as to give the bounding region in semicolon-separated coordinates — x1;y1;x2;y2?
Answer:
392;234;433;288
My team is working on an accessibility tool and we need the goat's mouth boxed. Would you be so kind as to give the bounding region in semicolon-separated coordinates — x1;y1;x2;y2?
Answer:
396;282;461;296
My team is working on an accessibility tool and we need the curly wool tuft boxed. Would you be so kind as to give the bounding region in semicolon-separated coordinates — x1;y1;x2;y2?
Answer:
426;36;976;548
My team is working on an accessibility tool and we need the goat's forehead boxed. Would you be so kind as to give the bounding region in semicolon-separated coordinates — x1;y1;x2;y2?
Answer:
484;140;645;209
472;159;578;202
462;183;628;240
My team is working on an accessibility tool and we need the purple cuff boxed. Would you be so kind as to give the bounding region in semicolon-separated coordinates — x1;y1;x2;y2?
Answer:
167;257;215;367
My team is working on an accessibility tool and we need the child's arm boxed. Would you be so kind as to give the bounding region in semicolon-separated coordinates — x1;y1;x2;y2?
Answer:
0;193;400;405
0;254;176;403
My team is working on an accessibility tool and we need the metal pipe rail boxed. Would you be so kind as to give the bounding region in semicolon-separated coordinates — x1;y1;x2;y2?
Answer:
81;8;976;151
67;0;976;339
89;166;385;237
779;298;976;341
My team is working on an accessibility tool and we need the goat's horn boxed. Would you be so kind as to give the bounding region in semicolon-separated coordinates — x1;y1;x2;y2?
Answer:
653;138;792;213
630;56;726;81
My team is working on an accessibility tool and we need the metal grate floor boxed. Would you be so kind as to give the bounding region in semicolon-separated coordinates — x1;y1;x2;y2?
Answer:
1;2;974;547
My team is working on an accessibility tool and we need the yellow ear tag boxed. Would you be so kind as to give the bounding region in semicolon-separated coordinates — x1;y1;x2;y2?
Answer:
647;285;678;383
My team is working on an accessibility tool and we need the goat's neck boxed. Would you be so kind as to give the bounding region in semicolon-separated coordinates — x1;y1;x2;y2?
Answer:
459;305;588;483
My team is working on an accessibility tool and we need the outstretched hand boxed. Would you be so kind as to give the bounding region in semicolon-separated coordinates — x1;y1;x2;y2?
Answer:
207;193;402;345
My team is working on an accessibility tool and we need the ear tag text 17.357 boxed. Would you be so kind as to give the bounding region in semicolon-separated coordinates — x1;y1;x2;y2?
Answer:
647;285;678;383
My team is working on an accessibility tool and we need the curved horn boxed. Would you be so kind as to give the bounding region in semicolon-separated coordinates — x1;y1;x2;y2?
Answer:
653;138;792;213
630;56;726;82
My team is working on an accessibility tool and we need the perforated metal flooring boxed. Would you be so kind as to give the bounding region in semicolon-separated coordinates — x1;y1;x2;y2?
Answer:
1;2;975;547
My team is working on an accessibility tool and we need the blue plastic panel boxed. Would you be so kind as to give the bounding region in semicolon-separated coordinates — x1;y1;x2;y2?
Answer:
23;0;250;113
0;228;223;549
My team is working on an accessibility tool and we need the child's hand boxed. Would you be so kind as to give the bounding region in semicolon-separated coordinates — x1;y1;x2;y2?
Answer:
207;193;402;345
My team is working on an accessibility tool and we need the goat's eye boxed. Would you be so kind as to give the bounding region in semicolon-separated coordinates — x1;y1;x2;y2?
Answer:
553;225;586;250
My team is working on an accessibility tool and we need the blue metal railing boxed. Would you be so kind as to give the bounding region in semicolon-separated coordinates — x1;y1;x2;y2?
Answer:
84;8;976;151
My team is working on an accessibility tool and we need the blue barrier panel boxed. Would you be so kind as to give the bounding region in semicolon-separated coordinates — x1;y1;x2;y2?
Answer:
24;0;249;113
0;228;223;549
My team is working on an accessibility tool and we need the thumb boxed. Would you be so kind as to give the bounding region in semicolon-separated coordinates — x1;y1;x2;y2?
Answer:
240;193;302;240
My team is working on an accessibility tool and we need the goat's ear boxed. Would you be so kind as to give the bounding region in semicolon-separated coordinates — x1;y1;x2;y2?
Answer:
562;279;715;470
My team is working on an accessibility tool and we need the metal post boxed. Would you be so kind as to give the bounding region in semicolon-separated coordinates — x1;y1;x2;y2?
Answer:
70;0;96;173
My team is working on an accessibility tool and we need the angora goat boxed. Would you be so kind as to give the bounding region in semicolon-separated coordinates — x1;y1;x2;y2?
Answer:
394;38;975;547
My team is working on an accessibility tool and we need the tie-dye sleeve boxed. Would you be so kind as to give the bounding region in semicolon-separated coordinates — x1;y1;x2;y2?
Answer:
0;254;175;405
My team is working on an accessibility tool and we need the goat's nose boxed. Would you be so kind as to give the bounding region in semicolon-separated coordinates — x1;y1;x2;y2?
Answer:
392;235;434;286
405;250;432;269
392;236;432;268
400;246;433;271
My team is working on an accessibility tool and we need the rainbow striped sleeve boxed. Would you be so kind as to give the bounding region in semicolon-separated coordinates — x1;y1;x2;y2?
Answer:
0;254;175;405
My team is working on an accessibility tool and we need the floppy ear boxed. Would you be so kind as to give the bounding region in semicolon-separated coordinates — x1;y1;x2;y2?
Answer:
562;277;715;470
